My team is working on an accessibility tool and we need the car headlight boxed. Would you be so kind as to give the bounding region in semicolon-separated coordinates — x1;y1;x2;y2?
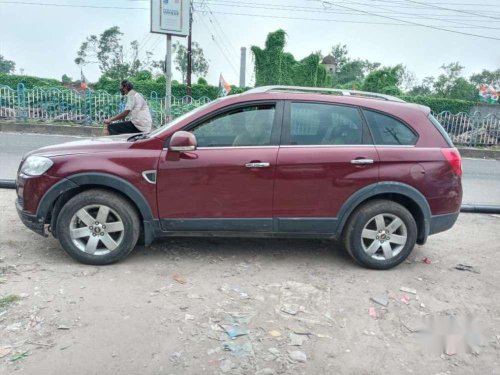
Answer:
20;156;54;176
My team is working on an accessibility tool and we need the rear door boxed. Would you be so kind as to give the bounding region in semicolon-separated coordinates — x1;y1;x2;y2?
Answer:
156;101;283;232
273;101;379;233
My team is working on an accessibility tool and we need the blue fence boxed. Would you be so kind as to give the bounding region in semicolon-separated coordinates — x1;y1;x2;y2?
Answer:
0;84;211;127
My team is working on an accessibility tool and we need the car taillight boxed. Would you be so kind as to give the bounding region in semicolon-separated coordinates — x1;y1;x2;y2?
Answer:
441;148;462;177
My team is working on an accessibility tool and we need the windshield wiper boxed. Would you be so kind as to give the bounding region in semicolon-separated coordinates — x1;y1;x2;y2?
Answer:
127;133;149;142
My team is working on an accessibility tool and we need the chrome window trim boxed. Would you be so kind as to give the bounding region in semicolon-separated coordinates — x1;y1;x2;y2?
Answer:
162;145;279;151
279;144;416;148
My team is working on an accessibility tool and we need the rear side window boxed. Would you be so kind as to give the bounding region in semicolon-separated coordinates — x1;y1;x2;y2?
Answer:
289;102;364;145
363;110;417;146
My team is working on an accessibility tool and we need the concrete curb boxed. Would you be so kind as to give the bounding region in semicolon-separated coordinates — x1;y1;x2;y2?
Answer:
458;148;500;160
0;122;103;137
1;178;499;214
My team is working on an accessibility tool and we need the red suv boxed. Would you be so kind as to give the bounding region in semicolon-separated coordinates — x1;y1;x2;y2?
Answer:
16;86;462;269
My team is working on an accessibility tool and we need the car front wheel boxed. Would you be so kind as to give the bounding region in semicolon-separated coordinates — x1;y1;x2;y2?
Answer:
56;189;140;265
343;200;417;270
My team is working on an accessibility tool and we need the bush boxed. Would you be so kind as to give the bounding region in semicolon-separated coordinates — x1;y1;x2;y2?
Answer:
94;76;249;99
400;95;476;114
0;73;61;89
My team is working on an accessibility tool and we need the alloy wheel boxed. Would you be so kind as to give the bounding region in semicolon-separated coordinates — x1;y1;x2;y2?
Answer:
69;204;125;256
361;213;408;261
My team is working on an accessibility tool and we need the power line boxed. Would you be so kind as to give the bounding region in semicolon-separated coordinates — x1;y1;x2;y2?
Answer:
315;0;500;40
204;9;500;30
401;0;500;20
194;1;500;23
0;0;148;9
194;1;500;29
195;13;239;77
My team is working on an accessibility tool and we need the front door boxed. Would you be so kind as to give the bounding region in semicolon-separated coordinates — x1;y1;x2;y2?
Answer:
157;102;282;232
273;101;379;233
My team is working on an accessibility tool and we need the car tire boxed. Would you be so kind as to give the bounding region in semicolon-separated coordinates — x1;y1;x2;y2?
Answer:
56;189;140;265
343;199;417;270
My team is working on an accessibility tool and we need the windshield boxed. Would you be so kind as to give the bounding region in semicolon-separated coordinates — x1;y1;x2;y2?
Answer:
148;99;222;138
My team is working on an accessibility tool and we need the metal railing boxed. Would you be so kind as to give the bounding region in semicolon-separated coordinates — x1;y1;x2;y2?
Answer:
0;83;211;127
1;84;499;145
433;111;500;147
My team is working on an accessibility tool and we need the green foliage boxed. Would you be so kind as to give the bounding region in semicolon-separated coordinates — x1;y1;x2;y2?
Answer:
470;69;500;87
197;77;208;85
432;62;476;100
75;26;157;81
330;44;349;73
251;29;330;87
400;95;476;114
0;55;16;74
133;70;153;81
169;41;209;83
0;73;61;89
61;74;72;84
362;65;403;94
334;60;365;85
407;76;434;96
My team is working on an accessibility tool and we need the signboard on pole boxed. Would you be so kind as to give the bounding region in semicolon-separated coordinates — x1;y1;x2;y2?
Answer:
151;0;190;37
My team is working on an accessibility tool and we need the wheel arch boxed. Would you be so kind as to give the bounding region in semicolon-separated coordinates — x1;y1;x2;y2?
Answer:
337;182;431;245
38;173;156;245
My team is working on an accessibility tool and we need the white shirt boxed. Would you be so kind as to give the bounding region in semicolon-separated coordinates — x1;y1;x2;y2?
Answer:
125;90;152;132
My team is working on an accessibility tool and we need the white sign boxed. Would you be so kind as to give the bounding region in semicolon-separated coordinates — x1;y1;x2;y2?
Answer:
151;0;190;37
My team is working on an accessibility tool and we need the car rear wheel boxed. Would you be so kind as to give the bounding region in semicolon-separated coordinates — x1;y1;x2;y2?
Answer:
56;189;140;265
343;200;417;270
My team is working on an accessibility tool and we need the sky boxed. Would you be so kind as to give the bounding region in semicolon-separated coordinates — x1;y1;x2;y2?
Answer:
0;0;499;88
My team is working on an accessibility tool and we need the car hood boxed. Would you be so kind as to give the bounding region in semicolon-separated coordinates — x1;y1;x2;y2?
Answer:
25;134;135;158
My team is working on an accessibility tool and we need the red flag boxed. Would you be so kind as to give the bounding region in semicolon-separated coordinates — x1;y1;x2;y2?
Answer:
80;70;88;91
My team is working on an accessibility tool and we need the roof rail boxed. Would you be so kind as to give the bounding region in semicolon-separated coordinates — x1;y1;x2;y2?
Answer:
244;85;405;103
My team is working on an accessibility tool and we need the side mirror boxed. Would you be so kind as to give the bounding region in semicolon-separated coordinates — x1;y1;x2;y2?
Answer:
169;131;197;152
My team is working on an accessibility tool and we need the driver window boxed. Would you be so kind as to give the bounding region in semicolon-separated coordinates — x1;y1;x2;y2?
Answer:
191;105;275;147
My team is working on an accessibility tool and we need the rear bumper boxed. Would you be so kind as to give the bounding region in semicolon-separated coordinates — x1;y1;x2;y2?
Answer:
16;198;46;237
429;211;460;235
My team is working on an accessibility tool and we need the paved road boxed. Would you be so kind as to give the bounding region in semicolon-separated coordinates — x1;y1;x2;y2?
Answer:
0;132;499;204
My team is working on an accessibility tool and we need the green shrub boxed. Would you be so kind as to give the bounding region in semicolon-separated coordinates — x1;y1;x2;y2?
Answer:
0;73;61;89
400;95;477;114
93;76;249;99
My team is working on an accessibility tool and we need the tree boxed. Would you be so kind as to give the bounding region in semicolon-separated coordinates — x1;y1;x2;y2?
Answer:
0;55;16;74
434;62;476;100
327;43;380;88
408;76;435;96
470;69;500;87
61;74;72;84
362;65;403;95
330;43;349;73
172;41;209;83
334;60;365;85
399;66;417;92
251;30;330;87
75;26;153;80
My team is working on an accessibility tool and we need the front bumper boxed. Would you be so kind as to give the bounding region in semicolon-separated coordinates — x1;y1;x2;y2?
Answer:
16;198;46;237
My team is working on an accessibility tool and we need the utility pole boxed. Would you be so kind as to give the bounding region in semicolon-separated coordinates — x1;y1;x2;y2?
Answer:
186;0;193;99
239;47;246;88
165;34;172;123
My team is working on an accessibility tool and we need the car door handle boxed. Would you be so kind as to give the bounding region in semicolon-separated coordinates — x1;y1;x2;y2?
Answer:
350;158;374;165
245;162;270;168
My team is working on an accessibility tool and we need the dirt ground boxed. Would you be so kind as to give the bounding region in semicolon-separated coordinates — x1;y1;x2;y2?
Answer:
0;189;499;375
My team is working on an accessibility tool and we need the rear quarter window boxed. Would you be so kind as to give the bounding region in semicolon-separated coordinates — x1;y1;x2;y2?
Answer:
363;110;418;146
